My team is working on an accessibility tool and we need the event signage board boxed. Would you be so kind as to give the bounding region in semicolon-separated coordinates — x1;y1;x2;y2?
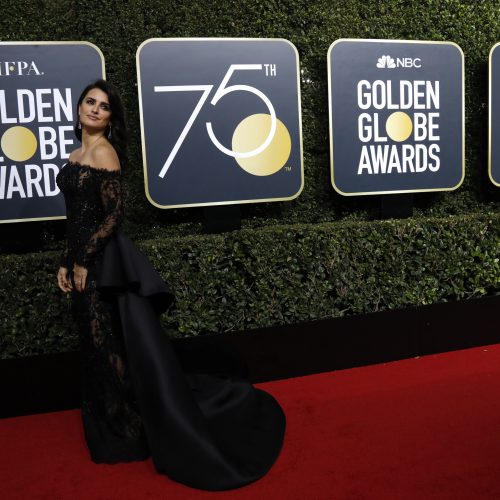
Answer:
328;39;464;196
0;42;105;223
137;38;303;208
489;42;500;187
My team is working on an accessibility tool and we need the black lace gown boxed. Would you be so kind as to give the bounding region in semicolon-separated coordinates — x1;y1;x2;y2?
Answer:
56;161;286;490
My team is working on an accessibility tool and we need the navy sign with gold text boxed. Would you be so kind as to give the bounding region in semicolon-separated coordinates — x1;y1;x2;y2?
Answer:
137;38;303;208
328;39;464;195
489;42;500;187
0;42;104;223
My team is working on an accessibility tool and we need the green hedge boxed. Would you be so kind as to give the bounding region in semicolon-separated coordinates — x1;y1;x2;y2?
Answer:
0;1;499;358
0;0;498;242
1;212;498;359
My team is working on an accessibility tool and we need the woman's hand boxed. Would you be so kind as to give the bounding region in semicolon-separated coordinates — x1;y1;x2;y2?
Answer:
73;263;88;292
57;266;73;293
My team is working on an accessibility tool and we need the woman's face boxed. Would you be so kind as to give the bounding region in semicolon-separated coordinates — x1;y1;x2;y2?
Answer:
78;87;112;133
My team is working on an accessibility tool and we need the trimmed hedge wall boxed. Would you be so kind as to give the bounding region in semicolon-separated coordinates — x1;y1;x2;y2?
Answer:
0;1;499;358
1;212;498;359
0;0;498;244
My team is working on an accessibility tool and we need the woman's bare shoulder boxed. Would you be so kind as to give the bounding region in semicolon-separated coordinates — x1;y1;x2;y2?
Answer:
68;148;82;163
90;143;121;172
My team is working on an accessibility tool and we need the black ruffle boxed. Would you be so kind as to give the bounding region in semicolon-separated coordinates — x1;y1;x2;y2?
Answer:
97;232;286;491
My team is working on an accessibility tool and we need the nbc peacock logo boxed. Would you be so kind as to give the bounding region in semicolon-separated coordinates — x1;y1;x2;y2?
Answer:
376;55;396;69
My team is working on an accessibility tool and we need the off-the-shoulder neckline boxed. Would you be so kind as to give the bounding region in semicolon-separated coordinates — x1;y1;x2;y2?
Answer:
66;160;121;174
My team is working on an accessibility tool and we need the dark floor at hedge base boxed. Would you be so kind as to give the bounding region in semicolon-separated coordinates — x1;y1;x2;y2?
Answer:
2;344;500;499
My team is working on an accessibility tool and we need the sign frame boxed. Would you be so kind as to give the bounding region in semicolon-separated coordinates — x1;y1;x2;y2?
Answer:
136;37;304;210
0;40;105;224
489;41;500;187
328;38;465;197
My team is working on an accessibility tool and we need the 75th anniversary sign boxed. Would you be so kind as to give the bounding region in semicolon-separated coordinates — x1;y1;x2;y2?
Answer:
328;39;464;196
0;42;104;223
137;38;303;208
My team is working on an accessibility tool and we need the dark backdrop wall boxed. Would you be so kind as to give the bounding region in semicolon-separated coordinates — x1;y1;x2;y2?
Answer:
0;0;499;358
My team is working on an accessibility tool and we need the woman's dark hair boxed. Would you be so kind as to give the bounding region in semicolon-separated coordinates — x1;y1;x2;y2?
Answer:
74;79;128;167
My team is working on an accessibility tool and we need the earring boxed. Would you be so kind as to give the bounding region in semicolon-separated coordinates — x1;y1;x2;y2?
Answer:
107;125;112;140
77;120;81;130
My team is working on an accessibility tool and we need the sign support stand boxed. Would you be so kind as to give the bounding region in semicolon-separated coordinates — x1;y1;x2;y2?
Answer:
380;193;414;219
202;205;241;233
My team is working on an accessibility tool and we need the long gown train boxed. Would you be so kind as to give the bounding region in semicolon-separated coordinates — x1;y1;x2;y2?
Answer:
99;232;285;490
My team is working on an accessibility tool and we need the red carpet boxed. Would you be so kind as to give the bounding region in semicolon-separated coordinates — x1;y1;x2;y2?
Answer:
2;345;500;499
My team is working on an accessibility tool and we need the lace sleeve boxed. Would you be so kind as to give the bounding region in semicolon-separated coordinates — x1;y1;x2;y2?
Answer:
60;239;69;268
75;172;123;267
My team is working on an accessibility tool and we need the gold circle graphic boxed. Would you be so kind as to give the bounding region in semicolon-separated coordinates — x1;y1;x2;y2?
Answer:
232;114;291;176
1;126;38;162
385;112;413;142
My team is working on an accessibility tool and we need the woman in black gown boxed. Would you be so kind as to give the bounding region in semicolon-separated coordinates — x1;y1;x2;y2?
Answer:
56;79;285;490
